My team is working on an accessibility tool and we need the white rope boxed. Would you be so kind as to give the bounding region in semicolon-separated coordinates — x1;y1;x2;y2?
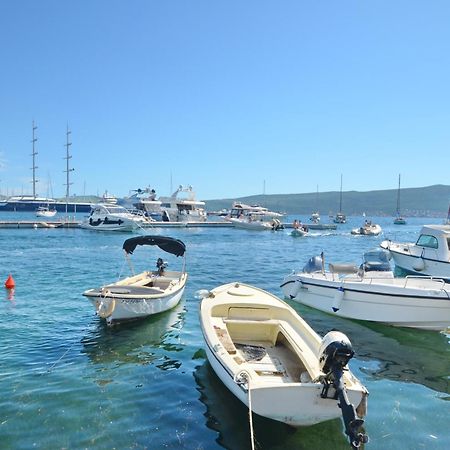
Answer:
235;370;256;450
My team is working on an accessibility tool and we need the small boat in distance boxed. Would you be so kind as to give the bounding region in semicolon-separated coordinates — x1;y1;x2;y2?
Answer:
83;236;187;325
381;225;450;279
351;221;382;236
280;249;450;330
333;174;346;224
35;205;57;217
199;282;368;448
393;174;406;225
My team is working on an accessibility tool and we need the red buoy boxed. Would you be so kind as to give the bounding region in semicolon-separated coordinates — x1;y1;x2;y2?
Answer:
5;274;15;289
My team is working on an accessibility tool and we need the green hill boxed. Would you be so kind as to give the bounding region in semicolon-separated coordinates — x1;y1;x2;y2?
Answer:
204;184;450;217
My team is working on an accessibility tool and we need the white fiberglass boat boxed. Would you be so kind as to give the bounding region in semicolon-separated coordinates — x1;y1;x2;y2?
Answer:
80;204;147;231
230;215;282;231
199;282;368;447
229;202;284;219
35;206;57;217
159;185;206;222
281;250;450;330
83;236;187;325
381;225;450;279
351;222;382;236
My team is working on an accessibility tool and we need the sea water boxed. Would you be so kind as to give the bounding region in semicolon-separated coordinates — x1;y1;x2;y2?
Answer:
0;213;449;450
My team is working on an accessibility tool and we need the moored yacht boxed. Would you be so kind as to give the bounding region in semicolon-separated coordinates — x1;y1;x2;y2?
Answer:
159;185;207;222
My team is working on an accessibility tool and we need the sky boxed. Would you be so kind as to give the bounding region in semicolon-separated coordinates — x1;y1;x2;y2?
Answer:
0;1;449;200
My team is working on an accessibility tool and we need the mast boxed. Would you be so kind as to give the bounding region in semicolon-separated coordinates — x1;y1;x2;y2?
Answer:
31;121;38;198
63;125;74;214
396;174;401;215
339;174;343;213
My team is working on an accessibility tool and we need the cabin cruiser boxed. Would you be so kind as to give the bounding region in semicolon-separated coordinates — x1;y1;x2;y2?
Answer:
159;185;207;222
120;187;163;221
229;202;283;219
351;221;382;236
80;203;148;231
281;249;450;330
83;236;187;324
381;225;450;279
230;214;283;231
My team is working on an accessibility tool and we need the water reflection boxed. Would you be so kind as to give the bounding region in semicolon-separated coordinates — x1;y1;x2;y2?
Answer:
193;361;354;450
81;302;186;369
288;302;450;394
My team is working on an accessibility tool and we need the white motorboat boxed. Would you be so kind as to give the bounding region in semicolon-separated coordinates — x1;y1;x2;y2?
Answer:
35;206;57;217
230;215;282;231
121;187;164;221
83;236;187;325
281;250;450;330
199;282;368;447
380;225;450;279
80;203;146;231
228;202;284;219
351;221;382;236
393;174;407;225
291;228;308;237
159;185;207;222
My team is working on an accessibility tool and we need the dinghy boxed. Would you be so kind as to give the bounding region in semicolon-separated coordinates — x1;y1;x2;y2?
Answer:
83;236;187;325
199;282;368;448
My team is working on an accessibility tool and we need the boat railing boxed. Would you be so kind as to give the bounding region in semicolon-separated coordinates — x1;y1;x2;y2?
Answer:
403;275;448;290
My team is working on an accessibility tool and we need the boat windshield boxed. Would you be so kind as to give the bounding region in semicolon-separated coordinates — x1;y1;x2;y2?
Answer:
416;234;439;249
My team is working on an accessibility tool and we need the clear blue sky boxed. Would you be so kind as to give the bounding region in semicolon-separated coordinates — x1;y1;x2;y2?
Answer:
0;1;449;200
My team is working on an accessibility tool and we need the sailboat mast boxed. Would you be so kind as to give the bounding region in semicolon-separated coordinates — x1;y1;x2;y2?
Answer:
339;174;343;213
396;174;401;214
63;125;74;214
31;121;38;198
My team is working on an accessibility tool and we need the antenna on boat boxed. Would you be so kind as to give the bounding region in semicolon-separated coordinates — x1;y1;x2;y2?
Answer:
63;124;74;215
31;120;38;198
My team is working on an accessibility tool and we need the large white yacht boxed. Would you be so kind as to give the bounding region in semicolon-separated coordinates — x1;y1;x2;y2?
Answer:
159;185;207;222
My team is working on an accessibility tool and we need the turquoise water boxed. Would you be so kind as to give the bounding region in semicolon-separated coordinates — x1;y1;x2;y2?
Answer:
1;213;449;450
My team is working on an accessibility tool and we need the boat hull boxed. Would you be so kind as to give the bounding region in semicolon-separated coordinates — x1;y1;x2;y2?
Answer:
281;274;450;330
229;218;272;230
85;282;186;324
381;241;450;280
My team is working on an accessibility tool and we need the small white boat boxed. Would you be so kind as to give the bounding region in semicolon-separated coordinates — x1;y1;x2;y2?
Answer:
83;236;187;325
333;175;346;224
281;250;450;330
199;282;368;448
291;227;308;237
35;206;57;217
229;216;274;231
80;204;146;231
351;222;382;236
381;225;450;279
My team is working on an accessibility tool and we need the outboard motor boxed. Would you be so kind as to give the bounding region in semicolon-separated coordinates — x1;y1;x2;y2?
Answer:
302;255;323;273
319;331;368;449
156;258;168;275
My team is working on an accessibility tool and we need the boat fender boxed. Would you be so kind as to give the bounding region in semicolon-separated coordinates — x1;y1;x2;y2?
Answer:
412;249;425;272
290;280;303;299
356;391;369;418
332;286;344;312
96;296;115;318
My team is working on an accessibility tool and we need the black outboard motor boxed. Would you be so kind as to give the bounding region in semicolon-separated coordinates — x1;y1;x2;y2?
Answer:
302;255;323;273
319;331;368;449
156;257;168;275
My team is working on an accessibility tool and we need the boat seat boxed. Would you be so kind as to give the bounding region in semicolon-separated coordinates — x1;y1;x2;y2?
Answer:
214;326;237;354
329;263;359;274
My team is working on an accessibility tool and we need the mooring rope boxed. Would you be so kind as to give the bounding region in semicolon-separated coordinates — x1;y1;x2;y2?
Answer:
235;370;256;450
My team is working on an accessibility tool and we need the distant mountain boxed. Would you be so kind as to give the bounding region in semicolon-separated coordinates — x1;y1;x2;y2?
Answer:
204;184;450;217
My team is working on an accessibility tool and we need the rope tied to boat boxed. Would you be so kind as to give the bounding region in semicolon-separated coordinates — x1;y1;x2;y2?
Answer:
235;370;257;450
